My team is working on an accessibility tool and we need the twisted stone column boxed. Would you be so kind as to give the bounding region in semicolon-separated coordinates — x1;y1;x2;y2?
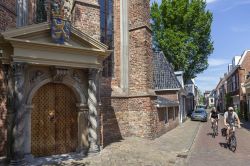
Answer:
87;69;99;153
9;63;26;165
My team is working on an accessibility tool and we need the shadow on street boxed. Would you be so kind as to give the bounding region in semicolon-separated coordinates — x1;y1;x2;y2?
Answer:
219;142;228;149
241;121;250;131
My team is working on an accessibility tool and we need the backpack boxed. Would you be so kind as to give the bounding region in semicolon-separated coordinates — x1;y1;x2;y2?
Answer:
221;128;227;137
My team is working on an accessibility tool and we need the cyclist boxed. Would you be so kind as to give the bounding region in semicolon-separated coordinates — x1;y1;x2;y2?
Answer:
209;107;219;132
224;107;241;140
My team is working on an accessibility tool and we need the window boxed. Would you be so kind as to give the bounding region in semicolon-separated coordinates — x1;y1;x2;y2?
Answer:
168;107;174;120
36;0;47;23
164;108;168;124
100;0;114;77
175;107;179;118
210;98;213;103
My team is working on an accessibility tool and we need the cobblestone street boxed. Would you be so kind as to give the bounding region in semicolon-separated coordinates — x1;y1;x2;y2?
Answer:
186;115;250;166
27;119;200;166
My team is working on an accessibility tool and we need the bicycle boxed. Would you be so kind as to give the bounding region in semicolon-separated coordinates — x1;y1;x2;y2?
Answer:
211;119;218;138
226;123;238;152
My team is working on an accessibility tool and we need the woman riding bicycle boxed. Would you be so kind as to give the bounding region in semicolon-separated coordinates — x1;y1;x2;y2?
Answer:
209;107;219;130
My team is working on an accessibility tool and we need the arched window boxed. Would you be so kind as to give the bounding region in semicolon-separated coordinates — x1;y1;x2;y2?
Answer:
36;0;47;23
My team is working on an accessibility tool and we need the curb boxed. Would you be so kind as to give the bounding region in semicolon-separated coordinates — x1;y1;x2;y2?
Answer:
174;121;202;166
187;121;201;152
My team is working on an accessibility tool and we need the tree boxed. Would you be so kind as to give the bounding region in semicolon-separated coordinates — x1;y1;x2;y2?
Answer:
151;0;213;82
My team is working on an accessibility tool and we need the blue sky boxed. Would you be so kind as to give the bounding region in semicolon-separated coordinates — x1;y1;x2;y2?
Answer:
150;0;250;92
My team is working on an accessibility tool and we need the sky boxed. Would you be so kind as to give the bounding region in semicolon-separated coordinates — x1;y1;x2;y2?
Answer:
150;0;250;92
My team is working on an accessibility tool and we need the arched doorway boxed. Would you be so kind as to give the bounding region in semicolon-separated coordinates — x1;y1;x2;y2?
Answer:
31;83;78;156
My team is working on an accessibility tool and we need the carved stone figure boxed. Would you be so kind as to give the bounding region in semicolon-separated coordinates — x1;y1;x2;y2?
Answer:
50;0;73;44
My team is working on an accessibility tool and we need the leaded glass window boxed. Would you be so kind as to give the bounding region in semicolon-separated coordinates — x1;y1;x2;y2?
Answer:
36;0;47;23
100;0;114;77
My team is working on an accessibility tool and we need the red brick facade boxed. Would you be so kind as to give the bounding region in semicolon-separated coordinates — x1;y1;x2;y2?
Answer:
226;51;250;120
0;0;15;157
72;0;100;40
0;67;7;156
0;0;16;32
0;0;180;154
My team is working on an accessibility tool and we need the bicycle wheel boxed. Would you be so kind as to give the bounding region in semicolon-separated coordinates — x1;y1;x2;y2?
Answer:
212;126;216;138
230;135;237;152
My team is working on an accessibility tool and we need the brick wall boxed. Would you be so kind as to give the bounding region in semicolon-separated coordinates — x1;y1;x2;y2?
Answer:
0;67;7;157
0;0;15;156
112;0;120;87
241;51;250;73
0;0;16;32
99;0;168;146
129;28;153;94
72;0;100;41
155;91;179;102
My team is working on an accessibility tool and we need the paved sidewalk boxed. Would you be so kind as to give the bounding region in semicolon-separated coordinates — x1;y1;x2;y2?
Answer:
26;119;201;166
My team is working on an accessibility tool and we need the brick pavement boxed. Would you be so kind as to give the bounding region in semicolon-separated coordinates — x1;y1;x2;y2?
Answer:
24;119;200;166
186;115;250;166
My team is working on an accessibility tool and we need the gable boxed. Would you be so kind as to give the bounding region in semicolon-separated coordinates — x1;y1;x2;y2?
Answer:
0;23;111;68
153;51;181;90
1;23;107;51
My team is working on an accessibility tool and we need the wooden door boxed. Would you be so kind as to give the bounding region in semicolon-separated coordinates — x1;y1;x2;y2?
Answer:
31;83;78;156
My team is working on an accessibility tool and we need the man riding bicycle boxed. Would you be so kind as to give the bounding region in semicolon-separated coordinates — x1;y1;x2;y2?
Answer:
224;107;241;140
209;107;219;130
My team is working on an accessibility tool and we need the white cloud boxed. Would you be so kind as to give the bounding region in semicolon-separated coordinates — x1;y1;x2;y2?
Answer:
208;58;229;67
231;26;250;33
220;0;250;12
196;76;219;81
206;0;218;3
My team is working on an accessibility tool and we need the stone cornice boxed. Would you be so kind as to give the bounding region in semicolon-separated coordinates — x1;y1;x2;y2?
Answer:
1;22;109;52
13;56;102;69
129;25;152;33
1;23;50;38
72;26;108;51
6;37;110;57
74;0;100;9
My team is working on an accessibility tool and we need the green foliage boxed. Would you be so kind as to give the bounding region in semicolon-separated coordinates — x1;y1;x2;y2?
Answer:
224;93;232;108
151;0;214;81
235;108;243;119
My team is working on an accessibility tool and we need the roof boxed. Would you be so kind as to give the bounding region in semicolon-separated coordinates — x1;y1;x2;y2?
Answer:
225;50;250;80
153;51;181;90
155;96;179;107
238;50;250;65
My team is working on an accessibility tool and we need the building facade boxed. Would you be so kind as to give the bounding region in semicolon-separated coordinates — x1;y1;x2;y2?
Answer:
215;51;250;120
0;0;183;164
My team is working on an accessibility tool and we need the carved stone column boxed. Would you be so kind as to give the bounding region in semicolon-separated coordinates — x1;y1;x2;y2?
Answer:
76;103;89;155
9;63;26;166
87;69;99;153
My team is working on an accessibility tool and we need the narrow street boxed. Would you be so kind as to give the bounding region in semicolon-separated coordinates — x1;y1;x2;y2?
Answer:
186;114;250;166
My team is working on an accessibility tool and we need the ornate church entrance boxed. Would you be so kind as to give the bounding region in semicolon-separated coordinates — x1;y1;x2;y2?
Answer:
31;83;78;156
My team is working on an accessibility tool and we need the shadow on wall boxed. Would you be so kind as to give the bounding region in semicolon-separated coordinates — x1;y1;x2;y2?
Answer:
100;78;123;147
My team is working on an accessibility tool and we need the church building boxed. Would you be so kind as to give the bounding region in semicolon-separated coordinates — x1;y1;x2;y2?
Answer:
0;0;182;164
